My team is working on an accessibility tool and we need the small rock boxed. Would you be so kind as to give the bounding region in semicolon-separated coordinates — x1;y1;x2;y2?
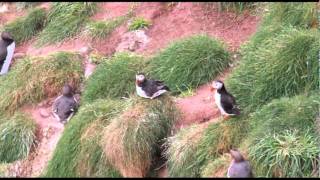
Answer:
39;108;50;118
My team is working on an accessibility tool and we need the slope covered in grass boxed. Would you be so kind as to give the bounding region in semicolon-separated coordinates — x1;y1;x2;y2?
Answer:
226;27;319;113
0;52;83;115
165;116;248;177
44;99;126;177
102;95;177;177
2;7;46;45
83;52;146;103
37;2;97;46
245;94;320;177
149;34;230;94
0;112;36;163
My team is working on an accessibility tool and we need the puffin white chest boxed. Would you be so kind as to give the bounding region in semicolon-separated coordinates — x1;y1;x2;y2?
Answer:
214;91;226;115
136;85;151;99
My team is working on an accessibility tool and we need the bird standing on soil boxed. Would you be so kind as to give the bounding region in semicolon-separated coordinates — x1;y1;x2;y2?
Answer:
52;84;79;125
0;31;15;75
210;80;240;120
135;73;170;99
227;149;253;178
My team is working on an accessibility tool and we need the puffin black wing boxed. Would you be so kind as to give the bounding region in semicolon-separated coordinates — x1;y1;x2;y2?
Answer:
221;93;240;115
142;79;170;97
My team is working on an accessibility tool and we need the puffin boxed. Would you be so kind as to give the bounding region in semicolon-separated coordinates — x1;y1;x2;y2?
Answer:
227;149;253;178
135;73;170;99
0;31;15;75
210;80;240;120
52;84;79;124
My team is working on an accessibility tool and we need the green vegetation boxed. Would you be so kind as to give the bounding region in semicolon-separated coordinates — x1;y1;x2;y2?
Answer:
15;2;41;10
249;130;319;177
149;34;230;94
0;52;83;115
102;95;177;177
83;52;146;102
85;11;133;40
37;2;97;46
217;2;255;13
0;113;36;163
226;27;319;113
3;8;46;45
128;17;151;31
44;99;126;177
245;94;320;177
200;154;229;177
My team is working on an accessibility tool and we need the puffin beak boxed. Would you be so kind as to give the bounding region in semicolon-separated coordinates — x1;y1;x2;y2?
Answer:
210;86;215;92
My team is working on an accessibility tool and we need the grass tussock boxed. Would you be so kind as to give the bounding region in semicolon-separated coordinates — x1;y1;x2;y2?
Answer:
0;52;83;115
249;129;319;177
149;34;230;94
226;27;319;113
263;3;318;29
200;154;230;177
44;99;126;177
217;2;256;13
36;2;97;46
128;17;151;31
244;94;320;177
165;117;249;177
102;95;177;177
83;52;146;103
0;112;36;163
3;7;46;45
164;123;208;177
84;11;133;40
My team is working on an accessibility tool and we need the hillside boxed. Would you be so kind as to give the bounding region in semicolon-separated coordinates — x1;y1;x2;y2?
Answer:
0;2;318;178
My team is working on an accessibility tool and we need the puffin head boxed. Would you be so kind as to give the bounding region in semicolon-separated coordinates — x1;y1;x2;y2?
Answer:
62;84;73;97
135;73;146;86
229;149;245;163
210;80;224;92
1;31;14;44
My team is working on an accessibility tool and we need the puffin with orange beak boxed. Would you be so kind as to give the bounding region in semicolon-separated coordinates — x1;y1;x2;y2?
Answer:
210;80;240;120
135;73;170;99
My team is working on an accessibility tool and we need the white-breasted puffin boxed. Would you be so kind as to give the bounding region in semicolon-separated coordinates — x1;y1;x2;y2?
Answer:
52;84;79;125
210;80;240;120
227;149;253;178
135;73;170;99
0;31;15;75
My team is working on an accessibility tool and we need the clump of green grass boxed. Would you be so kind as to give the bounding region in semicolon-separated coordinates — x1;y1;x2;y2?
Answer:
226;27;319;113
36;2;97;46
165;116;249;177
3;7;46;45
164;123;207;177
217;2;255;13
88;52;108;65
262;3;317;29
128;17;151;31
243;93;320;177
44;99;126;177
82;52;146;103
0;52;83;115
246;94;319;145
84;11;133;40
0;112;36;163
149;34;230;94
200;154;230;177
15;2;41;10
102;95;177;177
249;129;319;177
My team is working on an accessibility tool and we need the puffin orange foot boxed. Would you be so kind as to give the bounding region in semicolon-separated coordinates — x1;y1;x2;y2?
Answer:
223;114;231;120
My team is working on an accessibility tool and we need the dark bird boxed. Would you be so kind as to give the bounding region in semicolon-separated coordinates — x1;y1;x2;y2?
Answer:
135;73;170;99
210;80;240;120
227;149;253;178
52;84;79;124
0;31;15;75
